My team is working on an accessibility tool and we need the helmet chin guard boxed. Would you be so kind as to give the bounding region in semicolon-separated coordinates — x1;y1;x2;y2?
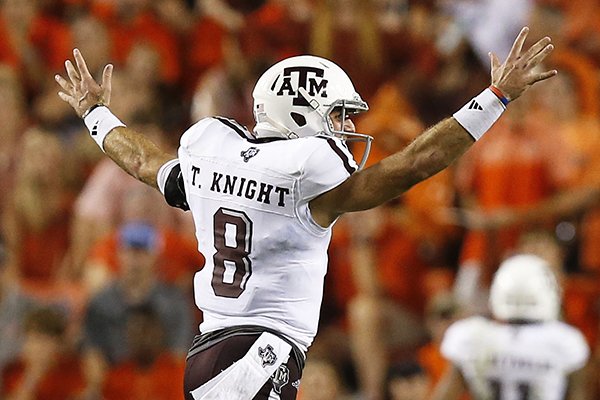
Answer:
252;55;373;170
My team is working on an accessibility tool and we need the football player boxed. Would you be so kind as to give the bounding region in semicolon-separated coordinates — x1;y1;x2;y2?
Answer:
56;27;555;400
431;254;590;400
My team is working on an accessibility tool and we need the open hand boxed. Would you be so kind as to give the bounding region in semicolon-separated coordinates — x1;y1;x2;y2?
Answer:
55;48;113;118
490;27;557;101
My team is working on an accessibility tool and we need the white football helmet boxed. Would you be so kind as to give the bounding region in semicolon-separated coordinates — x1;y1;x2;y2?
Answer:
252;55;373;169
489;254;560;322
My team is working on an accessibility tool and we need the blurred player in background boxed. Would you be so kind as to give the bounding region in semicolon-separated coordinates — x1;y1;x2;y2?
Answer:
431;254;590;400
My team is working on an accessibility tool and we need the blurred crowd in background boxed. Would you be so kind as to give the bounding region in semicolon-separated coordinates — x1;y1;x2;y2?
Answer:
1;0;600;399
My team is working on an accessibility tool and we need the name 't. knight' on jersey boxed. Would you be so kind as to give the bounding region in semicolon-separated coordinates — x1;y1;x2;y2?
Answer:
190;165;291;207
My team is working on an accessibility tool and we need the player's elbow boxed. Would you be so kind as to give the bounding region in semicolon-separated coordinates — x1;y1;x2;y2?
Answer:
128;156;158;187
139;163;160;187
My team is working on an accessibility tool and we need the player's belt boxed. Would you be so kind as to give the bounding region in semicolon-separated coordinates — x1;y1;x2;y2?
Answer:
187;325;305;371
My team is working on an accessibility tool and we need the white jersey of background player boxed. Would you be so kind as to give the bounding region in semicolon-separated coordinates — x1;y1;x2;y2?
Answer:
432;254;590;400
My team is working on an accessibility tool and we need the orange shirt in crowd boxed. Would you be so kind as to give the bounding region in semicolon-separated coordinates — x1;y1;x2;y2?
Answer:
374;176;457;316
322;219;356;326
375;217;432;315
326;181;457;320
546;50;600;270
88;227;205;285
418;342;448;386
186;15;228;90
456;115;578;268
17;201;72;285
2;354;85;400
102;353;185;400
373;172;458;314
0;12;72;73
353;81;425;169
325;81;459;316
240;2;308;61
563;274;600;347
560;117;600;272
92;6;181;84
419;342;471;400
550;48;600;272
554;0;600;51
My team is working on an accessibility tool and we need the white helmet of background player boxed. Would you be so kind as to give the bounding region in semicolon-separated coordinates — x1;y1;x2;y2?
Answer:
252;55;373;169
489;254;561;322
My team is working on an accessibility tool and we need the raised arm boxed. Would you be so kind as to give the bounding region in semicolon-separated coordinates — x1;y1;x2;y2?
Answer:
55;49;173;190
311;27;557;227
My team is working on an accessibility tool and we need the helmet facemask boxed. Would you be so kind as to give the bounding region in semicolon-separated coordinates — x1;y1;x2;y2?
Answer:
297;88;373;170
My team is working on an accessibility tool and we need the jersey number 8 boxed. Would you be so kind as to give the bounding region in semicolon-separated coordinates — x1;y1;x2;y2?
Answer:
212;207;253;298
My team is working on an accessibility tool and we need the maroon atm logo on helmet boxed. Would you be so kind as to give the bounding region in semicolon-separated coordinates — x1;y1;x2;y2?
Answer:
274;67;328;106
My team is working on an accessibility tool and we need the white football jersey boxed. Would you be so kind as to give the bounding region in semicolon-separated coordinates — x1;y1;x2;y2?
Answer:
177;117;357;352
441;316;589;400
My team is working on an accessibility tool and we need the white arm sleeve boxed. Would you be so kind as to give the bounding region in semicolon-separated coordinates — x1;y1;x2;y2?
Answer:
441;317;485;365
557;324;590;373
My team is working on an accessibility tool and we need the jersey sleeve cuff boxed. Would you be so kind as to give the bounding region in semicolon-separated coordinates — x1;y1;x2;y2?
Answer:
157;159;180;195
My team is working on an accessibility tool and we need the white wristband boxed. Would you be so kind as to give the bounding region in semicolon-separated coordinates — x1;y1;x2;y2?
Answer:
83;105;126;152
453;88;506;141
